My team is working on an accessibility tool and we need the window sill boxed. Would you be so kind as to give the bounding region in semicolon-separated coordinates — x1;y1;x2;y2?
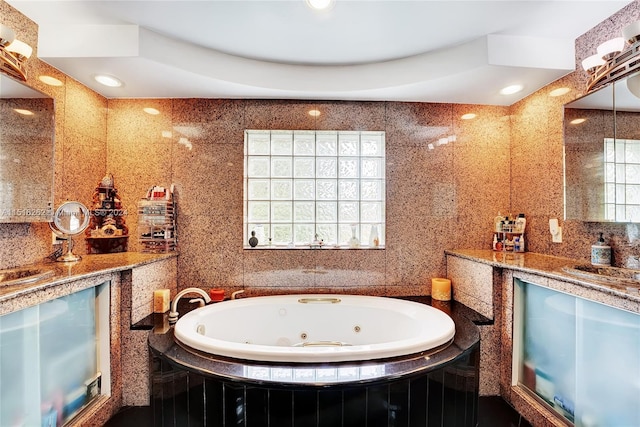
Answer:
243;245;385;250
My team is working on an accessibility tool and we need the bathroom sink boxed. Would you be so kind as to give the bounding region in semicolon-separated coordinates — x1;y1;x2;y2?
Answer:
0;267;54;287
560;264;640;288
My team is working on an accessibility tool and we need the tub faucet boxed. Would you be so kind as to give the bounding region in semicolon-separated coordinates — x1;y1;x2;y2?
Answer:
168;287;212;323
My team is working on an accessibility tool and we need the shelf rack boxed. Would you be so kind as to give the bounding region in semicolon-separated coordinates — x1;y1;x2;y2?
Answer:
138;193;177;253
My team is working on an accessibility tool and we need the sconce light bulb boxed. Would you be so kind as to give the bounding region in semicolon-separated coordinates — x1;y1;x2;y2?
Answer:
0;24;16;47
581;54;605;73
627;74;640;99
597;37;625;60
6;39;32;60
622;20;640;44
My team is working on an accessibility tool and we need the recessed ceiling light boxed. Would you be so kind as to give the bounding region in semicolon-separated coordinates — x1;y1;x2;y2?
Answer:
308;109;321;117
14;108;33;115
94;74;123;88
570;118;586;125
461;113;476;120
549;87;571;97
38;75;63;86
143;107;160;115
306;0;334;11
499;84;524;95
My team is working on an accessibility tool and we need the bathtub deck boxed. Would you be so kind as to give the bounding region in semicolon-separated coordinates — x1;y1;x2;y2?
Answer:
144;296;486;427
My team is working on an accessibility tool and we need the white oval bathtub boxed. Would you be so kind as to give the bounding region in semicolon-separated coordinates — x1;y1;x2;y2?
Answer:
173;294;455;363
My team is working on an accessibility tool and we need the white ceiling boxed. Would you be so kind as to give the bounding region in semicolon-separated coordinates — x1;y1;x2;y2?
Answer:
6;0;633;105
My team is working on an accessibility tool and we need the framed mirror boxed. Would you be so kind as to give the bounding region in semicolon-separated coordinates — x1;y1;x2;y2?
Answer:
564;71;640;222
0;74;55;222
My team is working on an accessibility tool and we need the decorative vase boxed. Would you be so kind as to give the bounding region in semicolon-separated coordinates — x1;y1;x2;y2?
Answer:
249;231;258;247
369;224;379;247
348;224;360;248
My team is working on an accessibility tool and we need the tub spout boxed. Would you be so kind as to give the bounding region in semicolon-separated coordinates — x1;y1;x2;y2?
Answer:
231;290;245;300
169;288;212;323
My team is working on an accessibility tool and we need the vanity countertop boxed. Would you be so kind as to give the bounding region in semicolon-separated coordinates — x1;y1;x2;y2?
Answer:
0;251;178;303
446;249;640;303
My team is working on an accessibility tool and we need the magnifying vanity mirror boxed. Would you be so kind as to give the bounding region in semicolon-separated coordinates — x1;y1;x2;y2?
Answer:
50;201;90;262
564;71;640;222
0;74;55;222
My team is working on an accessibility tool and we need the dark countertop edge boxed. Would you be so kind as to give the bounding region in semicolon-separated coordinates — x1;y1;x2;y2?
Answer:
146;296;482;387
445;249;640;303
0;252;178;303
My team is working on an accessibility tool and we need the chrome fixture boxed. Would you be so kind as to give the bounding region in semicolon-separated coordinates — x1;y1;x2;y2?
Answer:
582;20;640;93
168;287;212;323
0;24;33;82
231;289;245;299
50;201;91;262
298;297;341;304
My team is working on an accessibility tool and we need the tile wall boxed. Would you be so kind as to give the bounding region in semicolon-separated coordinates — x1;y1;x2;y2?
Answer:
0;1;108;270
106;100;509;296
510;1;640;266
2;0;640;294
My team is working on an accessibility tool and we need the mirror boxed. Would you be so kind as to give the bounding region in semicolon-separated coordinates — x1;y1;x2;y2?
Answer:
50;201;90;262
564;72;640;222
0;74;55;222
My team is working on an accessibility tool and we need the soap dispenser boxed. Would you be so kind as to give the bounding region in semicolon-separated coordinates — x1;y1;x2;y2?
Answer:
591;232;611;266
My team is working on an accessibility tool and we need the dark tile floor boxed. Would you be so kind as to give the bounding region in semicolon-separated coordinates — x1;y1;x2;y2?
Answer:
105;396;532;427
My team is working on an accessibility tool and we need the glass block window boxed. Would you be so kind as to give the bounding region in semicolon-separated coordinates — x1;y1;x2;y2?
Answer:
244;130;385;247
604;138;640;222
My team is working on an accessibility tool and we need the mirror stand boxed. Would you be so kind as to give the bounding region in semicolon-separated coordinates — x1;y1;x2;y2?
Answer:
51;231;81;262
50;202;90;262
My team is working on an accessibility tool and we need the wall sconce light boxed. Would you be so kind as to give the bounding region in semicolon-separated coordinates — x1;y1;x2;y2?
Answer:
583;21;640;92
0;24;33;82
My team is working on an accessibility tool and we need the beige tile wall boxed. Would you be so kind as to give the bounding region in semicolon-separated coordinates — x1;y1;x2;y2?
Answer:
0;1;108;270
510;1;640;266
106;100;510;296
2;0;640;291
446;256;494;319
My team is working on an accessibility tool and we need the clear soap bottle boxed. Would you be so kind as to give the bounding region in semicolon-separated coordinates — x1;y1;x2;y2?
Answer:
515;213;526;233
494;212;504;232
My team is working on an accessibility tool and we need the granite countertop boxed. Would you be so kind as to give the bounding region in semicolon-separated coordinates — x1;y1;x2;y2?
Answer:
446;249;640;302
0;251;178;302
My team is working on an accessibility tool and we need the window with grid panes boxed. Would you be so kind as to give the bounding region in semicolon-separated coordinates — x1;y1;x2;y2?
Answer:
244;130;385;248
604;137;640;222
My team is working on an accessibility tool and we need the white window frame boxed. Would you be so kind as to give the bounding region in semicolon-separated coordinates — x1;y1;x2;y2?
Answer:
244;130;385;248
604;137;640;222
